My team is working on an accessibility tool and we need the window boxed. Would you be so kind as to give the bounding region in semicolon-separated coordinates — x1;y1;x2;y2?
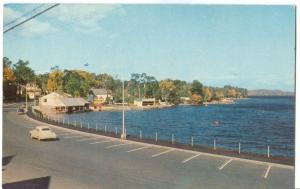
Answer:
41;128;50;131
44;98;47;102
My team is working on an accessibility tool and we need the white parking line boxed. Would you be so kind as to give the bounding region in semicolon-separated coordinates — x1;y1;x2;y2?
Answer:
218;159;233;170
263;165;272;179
57;133;73;136
182;153;202;164
55;132;70;134
90;140;114;144
76;138;96;142
64;135;85;139
126;146;150;153
152;149;175;158
106;142;133;149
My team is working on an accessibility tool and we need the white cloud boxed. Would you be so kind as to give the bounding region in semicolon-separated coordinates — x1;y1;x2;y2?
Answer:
4;6;57;37
47;4;124;33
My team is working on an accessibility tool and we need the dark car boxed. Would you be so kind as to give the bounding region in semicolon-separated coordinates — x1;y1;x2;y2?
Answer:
17;108;25;115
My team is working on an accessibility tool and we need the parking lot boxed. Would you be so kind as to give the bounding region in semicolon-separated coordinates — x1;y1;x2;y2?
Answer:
2;107;295;189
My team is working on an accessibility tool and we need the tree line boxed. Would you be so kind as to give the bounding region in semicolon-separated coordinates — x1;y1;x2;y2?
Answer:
3;57;248;104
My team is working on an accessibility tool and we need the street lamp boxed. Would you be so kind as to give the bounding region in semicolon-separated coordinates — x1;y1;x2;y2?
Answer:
121;80;126;140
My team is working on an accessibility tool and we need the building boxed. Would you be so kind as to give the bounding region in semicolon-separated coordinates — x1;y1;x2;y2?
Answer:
134;98;156;107
180;97;191;104
38;92;89;114
26;83;42;99
89;88;113;104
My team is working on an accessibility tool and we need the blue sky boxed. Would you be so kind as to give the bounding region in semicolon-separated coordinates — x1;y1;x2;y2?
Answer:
3;4;295;91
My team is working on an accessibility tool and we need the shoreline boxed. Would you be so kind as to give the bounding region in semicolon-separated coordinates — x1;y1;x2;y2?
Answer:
94;97;249;111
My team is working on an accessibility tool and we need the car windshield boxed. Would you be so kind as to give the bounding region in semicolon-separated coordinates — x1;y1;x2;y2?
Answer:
41;128;51;131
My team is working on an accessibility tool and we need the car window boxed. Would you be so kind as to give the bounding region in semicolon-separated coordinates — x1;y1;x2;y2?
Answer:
41;128;50;131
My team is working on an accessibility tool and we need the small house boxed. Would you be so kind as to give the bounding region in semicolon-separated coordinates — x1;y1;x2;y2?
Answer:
89;88;113;104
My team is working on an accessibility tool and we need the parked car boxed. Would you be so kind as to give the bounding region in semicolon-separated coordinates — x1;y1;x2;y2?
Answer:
30;126;57;141
17;108;25;115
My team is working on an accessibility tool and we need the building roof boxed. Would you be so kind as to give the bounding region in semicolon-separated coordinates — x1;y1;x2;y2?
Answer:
40;92;88;107
90;88;107;96
61;98;88;106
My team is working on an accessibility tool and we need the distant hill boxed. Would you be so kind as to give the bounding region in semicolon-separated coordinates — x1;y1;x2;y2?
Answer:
248;89;294;96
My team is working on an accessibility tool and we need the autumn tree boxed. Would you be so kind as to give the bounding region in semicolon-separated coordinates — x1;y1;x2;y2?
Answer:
47;69;64;93
202;87;212;102
159;79;177;103
3;57;16;82
3;57;17;100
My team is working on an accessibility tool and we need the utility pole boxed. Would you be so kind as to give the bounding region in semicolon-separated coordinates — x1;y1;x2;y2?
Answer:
121;80;126;140
25;86;28;112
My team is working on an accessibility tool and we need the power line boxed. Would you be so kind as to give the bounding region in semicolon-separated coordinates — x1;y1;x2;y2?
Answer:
4;4;59;34
4;4;45;27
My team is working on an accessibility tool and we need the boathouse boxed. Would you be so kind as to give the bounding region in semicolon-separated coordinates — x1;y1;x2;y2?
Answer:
134;98;156;107
39;92;89;113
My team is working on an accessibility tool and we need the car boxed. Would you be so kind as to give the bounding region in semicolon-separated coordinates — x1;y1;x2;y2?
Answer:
30;126;57;141
17;108;25;115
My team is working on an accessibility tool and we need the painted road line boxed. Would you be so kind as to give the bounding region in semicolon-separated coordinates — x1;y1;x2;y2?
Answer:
55;131;70;134
106;142;133;149
126;146;150;153
76;137;96;142
57;133;73;136
64;135;85;139
90;140;114;145
182;153;202;164
152;149;175;158
218;159;233;170
263;165;272;179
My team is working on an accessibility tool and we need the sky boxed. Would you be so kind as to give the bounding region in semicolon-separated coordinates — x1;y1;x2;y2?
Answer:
3;4;296;91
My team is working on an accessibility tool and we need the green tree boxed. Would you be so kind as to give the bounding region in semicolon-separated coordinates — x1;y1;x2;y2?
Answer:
36;73;49;94
13;59;35;85
191;80;203;96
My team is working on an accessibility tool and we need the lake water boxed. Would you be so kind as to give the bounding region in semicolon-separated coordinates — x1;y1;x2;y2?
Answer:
57;96;295;157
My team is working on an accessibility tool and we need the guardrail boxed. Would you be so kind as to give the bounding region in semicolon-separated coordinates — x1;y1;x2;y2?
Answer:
27;108;294;165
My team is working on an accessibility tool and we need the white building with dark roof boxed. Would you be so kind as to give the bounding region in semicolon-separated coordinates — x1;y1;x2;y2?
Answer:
89;88;113;104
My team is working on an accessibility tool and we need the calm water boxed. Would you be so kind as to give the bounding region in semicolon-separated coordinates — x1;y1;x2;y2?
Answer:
57;96;295;157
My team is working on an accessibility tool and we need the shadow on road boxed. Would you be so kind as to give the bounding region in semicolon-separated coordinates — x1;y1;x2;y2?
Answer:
2;176;51;189
2;155;15;170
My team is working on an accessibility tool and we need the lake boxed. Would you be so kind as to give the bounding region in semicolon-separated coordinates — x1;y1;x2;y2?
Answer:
57;96;295;157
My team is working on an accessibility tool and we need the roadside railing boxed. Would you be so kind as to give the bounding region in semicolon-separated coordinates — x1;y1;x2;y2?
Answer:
27;109;294;164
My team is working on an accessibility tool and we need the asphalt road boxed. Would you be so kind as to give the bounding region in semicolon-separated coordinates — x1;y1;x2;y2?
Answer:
2;104;295;189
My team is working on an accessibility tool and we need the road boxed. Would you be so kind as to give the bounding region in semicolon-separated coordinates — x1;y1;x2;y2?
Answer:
2;104;295;189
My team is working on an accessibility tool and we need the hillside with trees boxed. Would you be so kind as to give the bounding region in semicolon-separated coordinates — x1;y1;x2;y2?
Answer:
3;57;248;104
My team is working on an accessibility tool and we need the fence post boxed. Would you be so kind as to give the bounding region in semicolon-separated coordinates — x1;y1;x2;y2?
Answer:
155;131;158;142
140;130;142;140
115;127;118;135
105;125;107;133
172;134;174;144
96;123;98;131
88;123;90;130
81;122;82;128
238;142;241;154
214;139;216;150
267;145;270;158
191;136;194;147
63;118;65;125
